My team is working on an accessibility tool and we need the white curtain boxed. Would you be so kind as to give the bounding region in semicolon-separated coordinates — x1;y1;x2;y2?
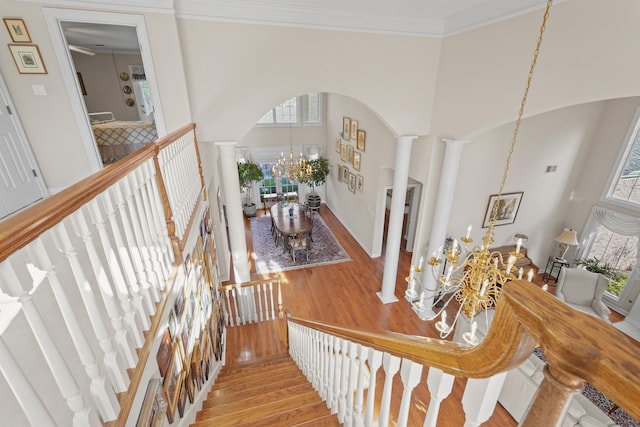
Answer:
592;206;640;236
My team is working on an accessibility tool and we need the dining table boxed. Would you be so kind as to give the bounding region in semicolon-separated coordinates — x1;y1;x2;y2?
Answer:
270;202;313;244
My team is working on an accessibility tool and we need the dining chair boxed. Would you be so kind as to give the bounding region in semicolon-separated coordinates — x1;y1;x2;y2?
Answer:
291;231;311;262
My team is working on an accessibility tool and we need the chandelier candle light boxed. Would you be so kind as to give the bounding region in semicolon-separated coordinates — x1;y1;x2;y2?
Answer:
407;0;553;345
272;120;313;182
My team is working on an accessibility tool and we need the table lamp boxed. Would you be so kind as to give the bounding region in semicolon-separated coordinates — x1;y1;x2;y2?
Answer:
555;229;578;260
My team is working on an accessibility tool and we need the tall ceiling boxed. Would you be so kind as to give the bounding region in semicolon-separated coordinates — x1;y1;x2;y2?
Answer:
61;0;561;53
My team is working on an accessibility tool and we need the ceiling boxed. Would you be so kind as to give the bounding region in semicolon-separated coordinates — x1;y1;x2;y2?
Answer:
61;0;561;53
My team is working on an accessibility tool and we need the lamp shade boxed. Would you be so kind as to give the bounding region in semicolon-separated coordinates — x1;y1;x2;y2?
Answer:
555;229;578;245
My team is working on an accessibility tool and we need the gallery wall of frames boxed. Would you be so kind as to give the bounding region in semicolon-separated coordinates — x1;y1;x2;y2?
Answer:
136;207;224;426
338;116;365;194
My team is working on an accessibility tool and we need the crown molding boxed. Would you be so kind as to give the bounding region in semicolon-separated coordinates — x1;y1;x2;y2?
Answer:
19;0;175;14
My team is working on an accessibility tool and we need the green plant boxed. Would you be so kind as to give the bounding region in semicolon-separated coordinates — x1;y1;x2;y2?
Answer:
237;161;264;206
301;157;330;192
575;257;628;296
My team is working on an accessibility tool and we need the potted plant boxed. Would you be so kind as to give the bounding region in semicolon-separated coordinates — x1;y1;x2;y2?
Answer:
575;257;628;296
301;157;329;210
237;161;264;217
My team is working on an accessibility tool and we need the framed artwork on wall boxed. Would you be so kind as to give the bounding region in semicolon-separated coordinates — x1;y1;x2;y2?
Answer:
342;166;349;183
350;119;358;140
3;18;31;43
482;191;524;228
337;165;343;182
347;145;354;163
348;172;356;193
342;117;351;138
352;151;361;171
340;144;348;162
8;44;47;74
335;138;341;153
357;175;364;192
357;130;366;151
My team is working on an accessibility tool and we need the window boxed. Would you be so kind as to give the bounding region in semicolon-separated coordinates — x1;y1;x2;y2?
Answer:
578;206;640;302
257;93;321;126
604;107;640;209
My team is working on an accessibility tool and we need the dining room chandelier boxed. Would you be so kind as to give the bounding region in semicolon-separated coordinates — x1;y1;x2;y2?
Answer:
271;120;312;182
407;0;554;345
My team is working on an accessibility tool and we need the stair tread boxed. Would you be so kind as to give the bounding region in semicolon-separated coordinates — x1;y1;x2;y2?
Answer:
195;389;322;425
293;412;341;426
204;375;310;406
220;352;290;373
203;382;315;414
236;402;337;427
208;366;303;396
213;361;300;386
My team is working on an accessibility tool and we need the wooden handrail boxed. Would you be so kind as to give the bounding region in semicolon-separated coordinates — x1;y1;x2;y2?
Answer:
288;280;640;421
0;123;196;263
220;276;281;291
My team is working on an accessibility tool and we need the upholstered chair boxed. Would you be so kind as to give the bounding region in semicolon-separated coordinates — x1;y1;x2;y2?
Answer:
555;267;611;321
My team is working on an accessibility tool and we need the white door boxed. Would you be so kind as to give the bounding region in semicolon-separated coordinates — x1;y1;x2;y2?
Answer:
0;74;47;219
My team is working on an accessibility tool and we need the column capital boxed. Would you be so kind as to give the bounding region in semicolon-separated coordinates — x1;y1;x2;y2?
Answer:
441;138;470;146
397;135;419;145
214;141;238;148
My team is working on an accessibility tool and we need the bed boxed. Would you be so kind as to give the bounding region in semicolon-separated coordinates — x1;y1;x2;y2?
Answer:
89;112;158;164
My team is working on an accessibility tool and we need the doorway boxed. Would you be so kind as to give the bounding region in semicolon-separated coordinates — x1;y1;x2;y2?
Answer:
43;9;166;172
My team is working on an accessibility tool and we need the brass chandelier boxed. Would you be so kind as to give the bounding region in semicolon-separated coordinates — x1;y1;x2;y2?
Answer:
408;0;554;345
271;111;312;182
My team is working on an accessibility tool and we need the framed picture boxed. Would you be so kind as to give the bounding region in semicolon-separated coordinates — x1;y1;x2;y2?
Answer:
337;165;343;182
348;173;356;193
3;18;31;43
347;145;354;163
77;72;87;95
482;192;524;228
163;345;185;423
341;166;349;183
342;117;351;139
352;151;361;171
340;144;348;162
357;175;364;192
156;328;172;377
135;378;166;427
357;130;366;151
350;119;358;140
8;44;47;74
335;138;341;153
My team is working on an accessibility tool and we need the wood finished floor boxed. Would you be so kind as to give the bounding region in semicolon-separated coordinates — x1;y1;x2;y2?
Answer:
222;204;629;427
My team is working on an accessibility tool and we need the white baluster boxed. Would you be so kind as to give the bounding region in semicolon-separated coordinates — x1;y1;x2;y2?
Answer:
320;332;330;400
316;330;324;392
269;282;275;320
100;190;150;335
397;358;423;427
29;235;120;421
88;197;144;354
352;344;367;427
0;256;101;427
142;161;174;270
461;373;507;427
250;286;257;322
256;284;264;322
0;335;56;426
331;337;342;414
423;368;455;427
115;180;157;311
327;335;337;411
345;341;359;427
379;353;401;427
70;208;135;377
224;288;234;326
338;339;350;422
365;348;383;427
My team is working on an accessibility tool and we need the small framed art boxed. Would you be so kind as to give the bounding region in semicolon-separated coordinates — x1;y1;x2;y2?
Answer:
342;117;351;138
342;166;349;183
357;130;366;151
350;119;358;140
348;172;356;193
335;138;341;153
8;44;46;74
357;175;364;192
337;165;343;182
482;192;524;228
347;145;354;163
341;144;348;162
3;18;31;43
353;151;361;171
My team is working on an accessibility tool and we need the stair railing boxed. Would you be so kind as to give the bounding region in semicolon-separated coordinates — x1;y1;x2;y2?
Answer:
288;281;640;427
0;123;205;426
221;277;283;326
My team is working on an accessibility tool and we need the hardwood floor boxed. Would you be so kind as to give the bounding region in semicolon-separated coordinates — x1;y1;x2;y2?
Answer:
221;204;628;426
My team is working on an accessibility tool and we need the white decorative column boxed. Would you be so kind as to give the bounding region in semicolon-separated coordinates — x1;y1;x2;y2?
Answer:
379;135;417;303
415;139;468;319
216;141;251;283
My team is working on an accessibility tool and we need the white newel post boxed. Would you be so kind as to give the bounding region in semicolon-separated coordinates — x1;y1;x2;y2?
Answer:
379;353;401;427
0;337;56;426
461;373;508;427
88;197;144;354
364;348;383;426
0;257;101;427
70;208;131;389
28;235;120;421
397;358;424;427
416;139;468;319
423;367;455;427
216;141;251;283
379;135;417;303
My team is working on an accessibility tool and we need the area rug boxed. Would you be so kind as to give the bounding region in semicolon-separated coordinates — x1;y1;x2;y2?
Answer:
534;348;639;426
250;214;351;274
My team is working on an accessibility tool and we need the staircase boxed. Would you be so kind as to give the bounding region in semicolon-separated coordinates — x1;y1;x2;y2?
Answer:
192;353;340;426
